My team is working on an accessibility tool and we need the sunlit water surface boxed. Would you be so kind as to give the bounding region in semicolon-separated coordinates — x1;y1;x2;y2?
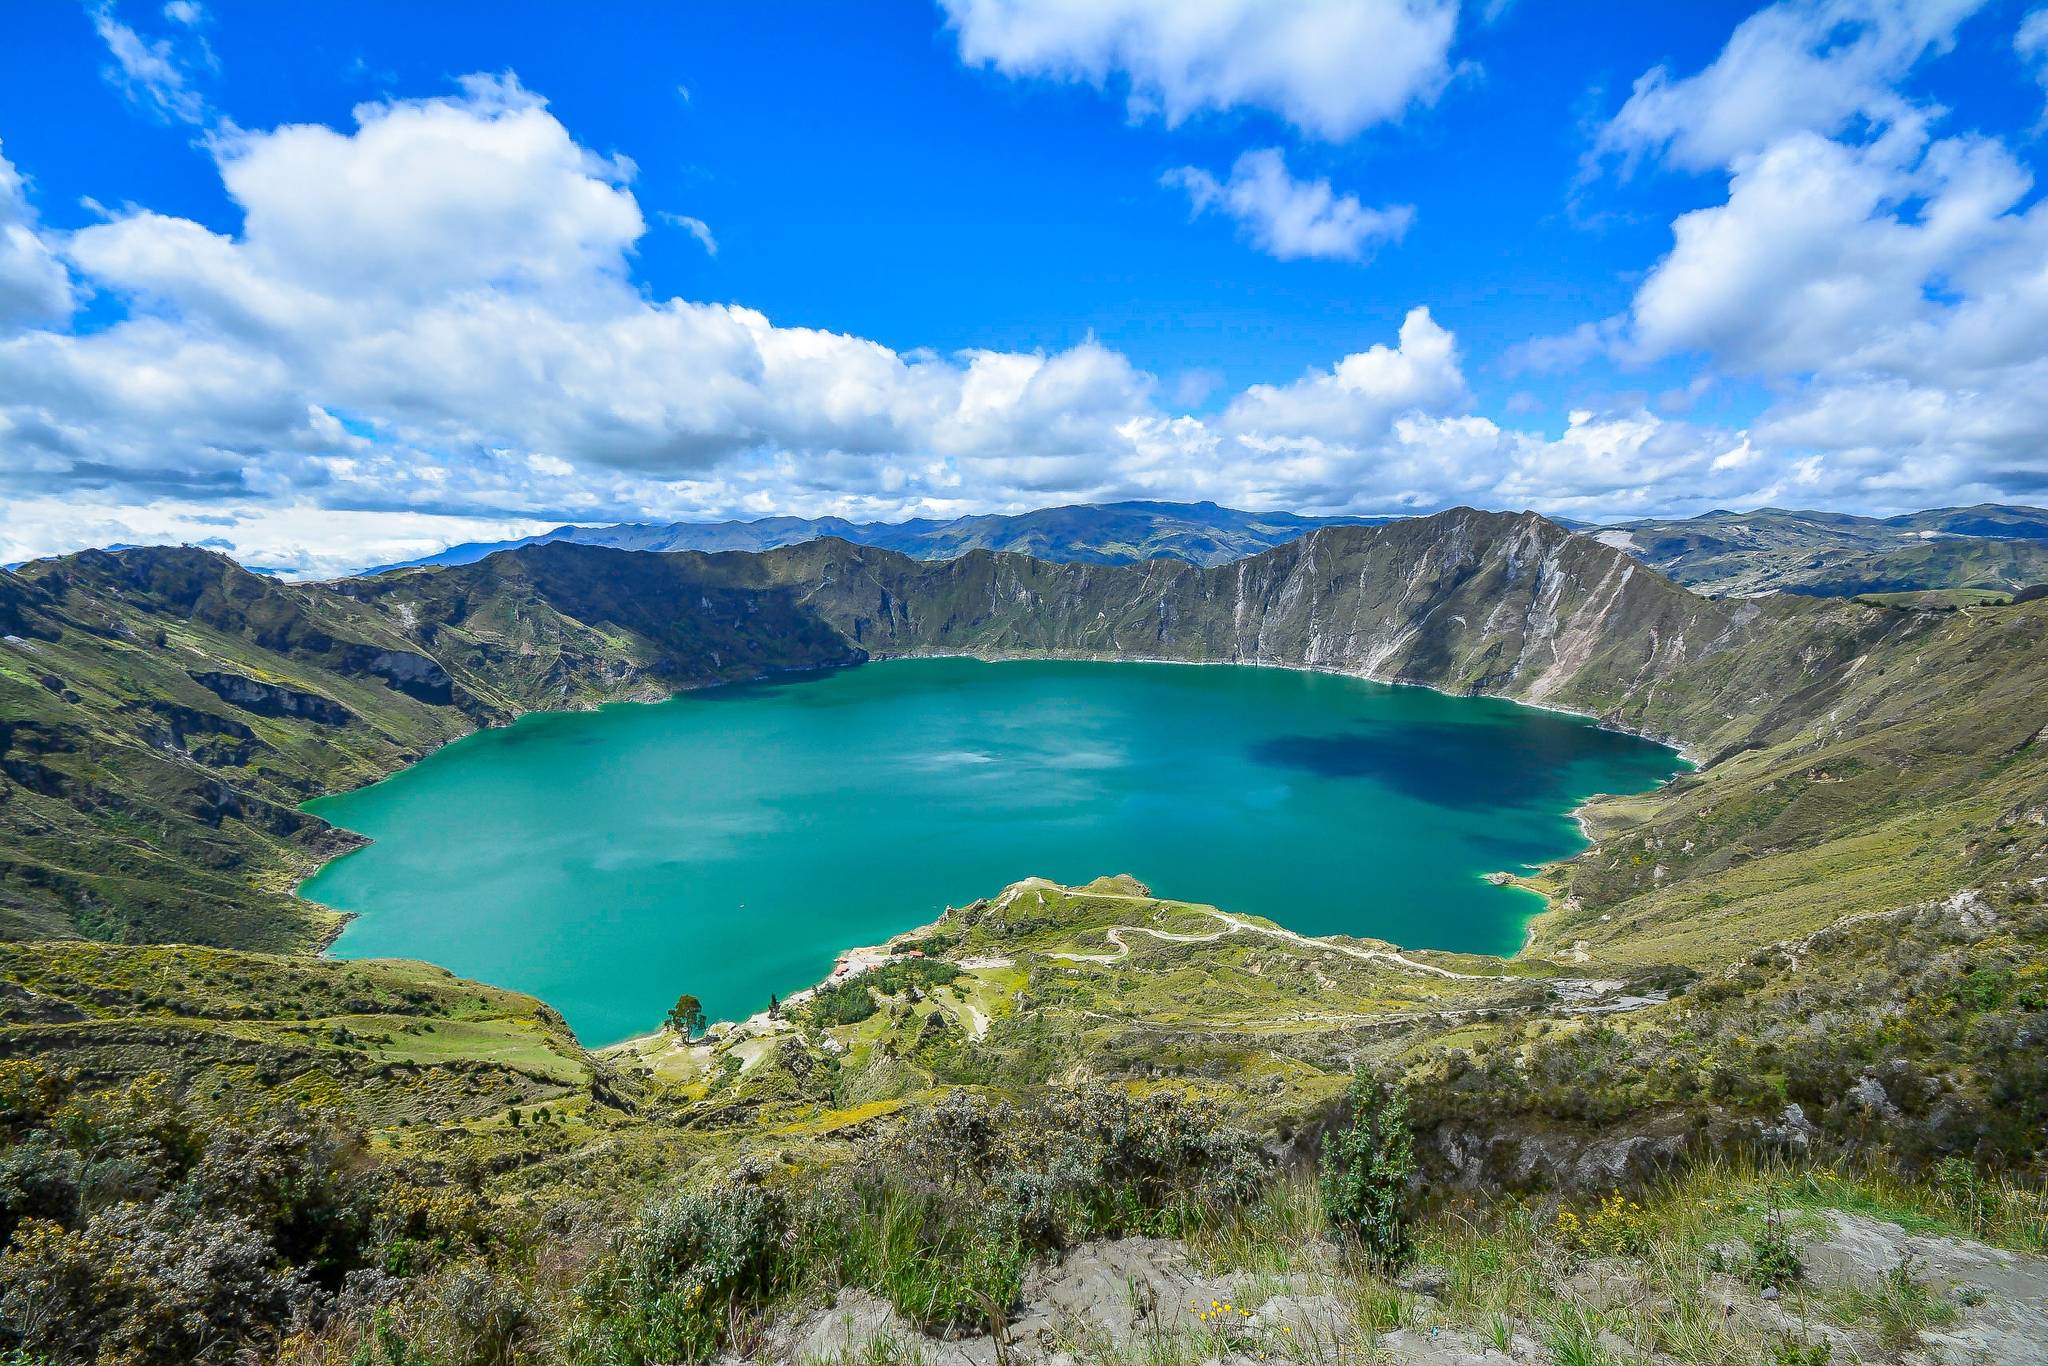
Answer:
302;658;1684;1043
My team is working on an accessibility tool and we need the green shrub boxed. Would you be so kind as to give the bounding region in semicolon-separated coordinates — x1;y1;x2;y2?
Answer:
0;1063;71;1138
0;1078;387;1366
866;959;961;995
0;1134;80;1246
1319;1072;1416;1270
881;1086;1266;1244
431;1262;534;1366
574;1181;791;1364
1748;1210;1804;1289
1022;1086;1267;1239
0;1201;300;1366
807;979;880;1027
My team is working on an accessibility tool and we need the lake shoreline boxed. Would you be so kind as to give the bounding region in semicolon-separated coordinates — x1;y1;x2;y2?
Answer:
299;655;1679;1040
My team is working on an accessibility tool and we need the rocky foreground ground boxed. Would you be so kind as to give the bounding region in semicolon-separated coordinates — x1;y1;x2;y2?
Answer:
753;1207;2048;1366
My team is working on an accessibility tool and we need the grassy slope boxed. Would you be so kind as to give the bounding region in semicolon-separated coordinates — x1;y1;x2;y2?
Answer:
0;940;595;1129
0;553;477;948
2;514;2045;1185
1780;536;2048;596
0;545;862;947
609;876;1650;1147
600;862;2048;1184
1531;597;2048;966
1421;881;2048;1167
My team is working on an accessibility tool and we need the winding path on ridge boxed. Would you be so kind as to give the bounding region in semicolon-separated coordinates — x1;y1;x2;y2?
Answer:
1034;887;1515;983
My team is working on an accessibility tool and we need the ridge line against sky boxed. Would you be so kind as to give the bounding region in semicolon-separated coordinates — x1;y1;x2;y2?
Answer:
2;0;2047;576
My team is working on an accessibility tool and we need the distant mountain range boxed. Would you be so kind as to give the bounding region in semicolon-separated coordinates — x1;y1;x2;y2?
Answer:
361;498;2048;600
1597;503;2048;597
360;500;1394;575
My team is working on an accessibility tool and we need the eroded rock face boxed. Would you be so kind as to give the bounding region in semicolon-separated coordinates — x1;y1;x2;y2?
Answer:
190;670;354;725
1425;1117;1692;1191
353;649;456;705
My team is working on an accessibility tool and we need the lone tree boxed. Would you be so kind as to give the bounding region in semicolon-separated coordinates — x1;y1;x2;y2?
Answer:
1319;1069;1416;1270
667;992;706;1039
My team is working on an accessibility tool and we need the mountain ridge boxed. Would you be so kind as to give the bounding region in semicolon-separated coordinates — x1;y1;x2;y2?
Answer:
1600;502;2048;596
358;498;1395;575
355;498;2048;601
6;506;2040;972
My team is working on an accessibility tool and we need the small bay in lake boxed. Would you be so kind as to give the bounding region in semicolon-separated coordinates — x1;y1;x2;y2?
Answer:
301;658;1685;1044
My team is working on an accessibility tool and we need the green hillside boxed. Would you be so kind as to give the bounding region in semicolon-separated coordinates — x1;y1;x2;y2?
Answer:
4;512;2048;1363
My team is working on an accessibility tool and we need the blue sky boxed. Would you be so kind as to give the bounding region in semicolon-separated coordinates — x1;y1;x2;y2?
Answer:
2;1;2047;573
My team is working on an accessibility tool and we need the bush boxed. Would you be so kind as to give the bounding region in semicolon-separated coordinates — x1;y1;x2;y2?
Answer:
806;979;880;1027
0;1063;71;1137
865;959;961;995
1553;1191;1651;1259
1020;1087;1267;1238
824;1086;1264;1325
0;1133;80;1245
1319;1072;1416;1270
1748;1211;1805;1289
432;1262;535;1366
574;1181;792;1364
0;1201;304;1366
175;1117;378;1286
0;1078;387;1365
567;1086;1269;1358
881;1086;1267;1243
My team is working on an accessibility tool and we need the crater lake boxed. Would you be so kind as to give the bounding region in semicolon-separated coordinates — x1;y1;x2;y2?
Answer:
300;658;1686;1044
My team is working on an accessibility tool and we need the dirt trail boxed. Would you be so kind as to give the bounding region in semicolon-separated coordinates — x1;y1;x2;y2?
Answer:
1043;893;1513;983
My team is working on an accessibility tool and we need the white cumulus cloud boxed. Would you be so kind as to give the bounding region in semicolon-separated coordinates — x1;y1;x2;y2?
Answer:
0;145;74;331
1163;148;1412;261
5;59;2043;575
1550;0;2048;507
1594;0;1981;173
1223;307;1465;439
939;0;1458;139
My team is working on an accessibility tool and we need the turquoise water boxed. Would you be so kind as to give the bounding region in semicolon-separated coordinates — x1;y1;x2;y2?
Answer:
302;659;1684;1044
